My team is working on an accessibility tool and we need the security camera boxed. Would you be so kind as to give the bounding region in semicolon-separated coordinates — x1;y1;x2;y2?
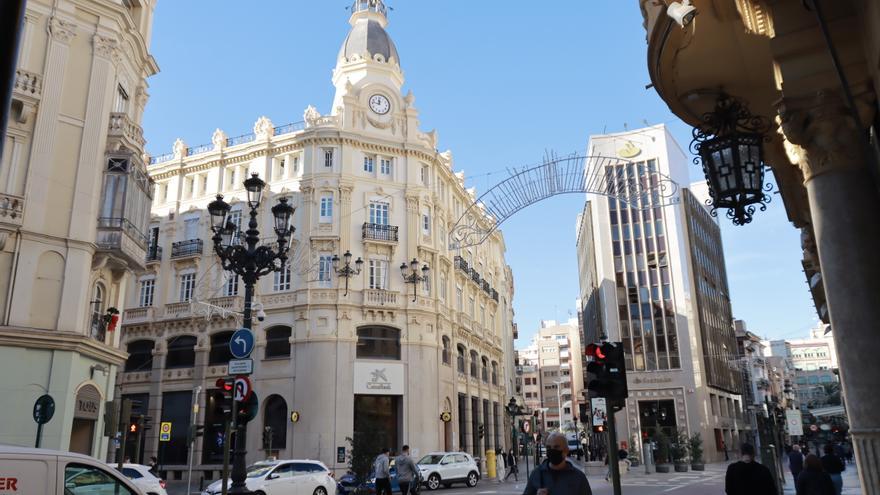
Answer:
256;308;266;322
667;0;697;28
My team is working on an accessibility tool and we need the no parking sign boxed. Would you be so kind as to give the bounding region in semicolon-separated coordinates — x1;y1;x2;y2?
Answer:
159;422;172;442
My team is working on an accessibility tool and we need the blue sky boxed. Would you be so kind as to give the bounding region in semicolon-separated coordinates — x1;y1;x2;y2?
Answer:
142;1;818;346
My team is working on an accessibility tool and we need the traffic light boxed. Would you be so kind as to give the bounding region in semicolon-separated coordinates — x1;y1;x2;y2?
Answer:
478;424;485;439
586;341;628;401
216;377;234;416
129;421;139;434
188;424;205;444
103;400;119;437
593;424;605;433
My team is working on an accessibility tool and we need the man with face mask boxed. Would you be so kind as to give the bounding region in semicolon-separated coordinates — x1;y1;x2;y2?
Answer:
522;432;592;495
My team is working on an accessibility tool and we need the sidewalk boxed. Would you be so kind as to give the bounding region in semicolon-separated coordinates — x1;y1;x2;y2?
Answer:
779;464;862;494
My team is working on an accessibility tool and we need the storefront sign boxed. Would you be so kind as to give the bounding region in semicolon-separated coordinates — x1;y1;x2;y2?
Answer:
591;398;608;427
337;447;346;463
786;409;804;436
632;377;674;385
74;385;101;420
353;362;404;395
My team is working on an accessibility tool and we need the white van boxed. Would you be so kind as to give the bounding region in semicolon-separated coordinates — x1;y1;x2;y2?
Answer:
0;445;145;495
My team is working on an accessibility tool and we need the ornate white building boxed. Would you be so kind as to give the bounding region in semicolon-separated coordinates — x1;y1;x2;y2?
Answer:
0;0;157;457
117;0;516;477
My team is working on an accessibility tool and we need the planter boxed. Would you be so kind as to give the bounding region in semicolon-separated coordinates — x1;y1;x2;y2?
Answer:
690;463;705;471
629;459;641;467
655;464;672;473
674;463;689;472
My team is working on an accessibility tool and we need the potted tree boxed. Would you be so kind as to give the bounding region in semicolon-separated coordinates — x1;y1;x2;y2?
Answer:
689;432;705;471
671;429;690;472
654;431;672;473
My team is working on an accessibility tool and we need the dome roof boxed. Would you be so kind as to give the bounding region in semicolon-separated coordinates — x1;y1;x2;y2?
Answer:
338;18;400;65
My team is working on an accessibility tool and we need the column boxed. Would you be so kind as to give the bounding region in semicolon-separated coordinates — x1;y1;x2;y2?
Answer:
779;89;880;494
145;341;167;460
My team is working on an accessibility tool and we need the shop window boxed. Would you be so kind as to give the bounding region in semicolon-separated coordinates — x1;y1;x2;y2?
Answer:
265;326;292;358
356;326;400;360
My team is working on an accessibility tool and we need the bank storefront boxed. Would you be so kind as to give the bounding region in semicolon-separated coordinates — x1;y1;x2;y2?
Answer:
353;361;405;451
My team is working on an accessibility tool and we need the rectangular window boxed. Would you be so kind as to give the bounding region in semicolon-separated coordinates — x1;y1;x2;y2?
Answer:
469;296;476;319
184;217;199;240
114;85;129;113
324;148;334;168
179;273;196;302
368;201;389;225
318;255;333;286
421;165;430;186
380;158;392;175
422;213;431;234
456;286;463;311
363;156;374;172
138;279;155;307
226;168;236;190
320;195;333;223
201;174;209;196
368;259;388;289
480;305;486;327
273;264;291;291
440;275;447;301
224;274;239;296
422;274;430;294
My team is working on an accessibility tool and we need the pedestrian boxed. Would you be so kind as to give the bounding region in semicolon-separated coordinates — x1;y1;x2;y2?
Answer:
522;432;592;495
788;444;805;484
395;445;418;495
148;456;158;475
722;440;730;461
796;454;836;495
821;444;845;495
504;449;519;481
374;447;392;495
725;443;776;495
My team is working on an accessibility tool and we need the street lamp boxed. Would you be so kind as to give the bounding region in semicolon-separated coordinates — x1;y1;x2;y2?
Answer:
332;250;363;296
207;173;295;495
400;258;429;302
690;93;772;225
505;397;530;474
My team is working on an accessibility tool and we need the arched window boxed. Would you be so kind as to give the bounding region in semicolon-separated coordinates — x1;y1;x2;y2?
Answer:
209;331;234;365
441;336;451;365
166;336;197;368
356;326;400;360
125;340;154;372
90;282;107;341
470;350;479;378
481;356;489;382
265;326;292;358
491;361;499;385
263;395;288;450
457;345;466;373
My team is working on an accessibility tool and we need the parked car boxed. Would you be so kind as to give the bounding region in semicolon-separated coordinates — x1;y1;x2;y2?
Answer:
338;471;359;495
109;463;167;495
202;459;335;495
356;460;421;495
417;453;479;490
0;445;143;495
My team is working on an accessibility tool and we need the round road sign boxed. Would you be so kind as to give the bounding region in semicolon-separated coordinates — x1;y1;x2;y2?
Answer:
234;376;253;402
440;411;452;423
230;328;255;359
33;394;55;425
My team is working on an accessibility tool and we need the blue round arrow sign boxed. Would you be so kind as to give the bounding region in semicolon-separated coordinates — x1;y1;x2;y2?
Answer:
230;328;255;359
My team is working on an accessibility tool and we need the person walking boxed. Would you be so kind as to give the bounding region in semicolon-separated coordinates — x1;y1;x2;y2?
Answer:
722;440;730;461
821;444;845;495
788;444;805;484
522;432;592;495
495;448;506;483
796;454;836;495
374;448;392;495
395;445;418;495
725;443;776;495
504;449;519;481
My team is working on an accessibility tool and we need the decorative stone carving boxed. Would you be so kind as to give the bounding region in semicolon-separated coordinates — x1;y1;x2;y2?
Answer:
212;128;228;150
49;17;77;44
778;88;876;182
172;138;187;160
254;116;274;140
304;105;321;126
93;34;118;60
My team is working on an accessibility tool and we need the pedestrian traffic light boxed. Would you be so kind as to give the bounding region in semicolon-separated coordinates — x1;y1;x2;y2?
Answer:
188;424;205;444
103;400;119;437
586;341;628;401
129;421;138;434
593;424;605;433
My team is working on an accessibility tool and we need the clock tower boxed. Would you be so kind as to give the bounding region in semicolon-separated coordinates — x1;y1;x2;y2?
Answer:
330;0;423;142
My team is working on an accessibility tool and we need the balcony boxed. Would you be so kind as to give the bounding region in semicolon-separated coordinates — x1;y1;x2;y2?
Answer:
209;295;243;312
145;246;162;263
363;289;399;307
490;288;499;302
362;223;398;243
481;280;491;294
164;302;192;318
95;217;147;270
470;268;481;284
171;239;204;259
108;112;145;150
0;193;24;227
454;256;469;273
123;306;155;325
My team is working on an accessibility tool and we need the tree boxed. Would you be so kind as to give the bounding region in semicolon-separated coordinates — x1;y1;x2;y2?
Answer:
654;430;671;464
688;433;704;464
670;429;690;464
346;415;384;481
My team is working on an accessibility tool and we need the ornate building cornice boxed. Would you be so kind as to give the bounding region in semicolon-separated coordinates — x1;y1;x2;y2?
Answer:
49;16;77;44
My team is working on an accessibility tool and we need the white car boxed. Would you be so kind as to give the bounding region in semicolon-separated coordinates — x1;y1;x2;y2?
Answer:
417;452;480;490
110;463;168;495
202;459;335;495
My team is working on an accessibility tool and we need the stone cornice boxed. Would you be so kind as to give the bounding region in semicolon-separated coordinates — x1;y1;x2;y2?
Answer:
49;16;77;44
0;326;128;365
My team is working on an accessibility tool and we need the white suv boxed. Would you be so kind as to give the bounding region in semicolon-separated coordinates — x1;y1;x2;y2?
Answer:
202;459;335;495
417;452;480;490
109;463;168;495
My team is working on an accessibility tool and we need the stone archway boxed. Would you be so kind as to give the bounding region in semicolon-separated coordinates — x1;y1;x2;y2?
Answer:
70;383;102;456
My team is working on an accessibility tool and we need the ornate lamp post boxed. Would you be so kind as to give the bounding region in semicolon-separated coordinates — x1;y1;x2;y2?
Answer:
332;251;363;296
691;93;772;225
400;258;429;302
505;397;529;474
207;173;295;495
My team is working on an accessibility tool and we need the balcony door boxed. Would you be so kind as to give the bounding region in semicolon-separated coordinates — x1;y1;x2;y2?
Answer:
369;202;389;225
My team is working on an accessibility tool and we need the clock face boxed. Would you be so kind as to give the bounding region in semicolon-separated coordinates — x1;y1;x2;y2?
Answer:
369;94;391;115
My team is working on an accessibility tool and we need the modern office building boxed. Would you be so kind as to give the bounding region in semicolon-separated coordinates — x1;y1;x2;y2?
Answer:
116;0;515;477
0;0;157;457
576;125;744;462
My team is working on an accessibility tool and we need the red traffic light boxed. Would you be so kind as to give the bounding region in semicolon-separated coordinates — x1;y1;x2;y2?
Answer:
216;378;233;392
129;423;138;433
586;343;606;360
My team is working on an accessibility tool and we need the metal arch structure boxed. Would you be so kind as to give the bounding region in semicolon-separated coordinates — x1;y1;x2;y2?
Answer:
449;154;682;249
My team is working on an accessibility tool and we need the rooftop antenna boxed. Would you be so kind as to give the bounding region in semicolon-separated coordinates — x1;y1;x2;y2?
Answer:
642;119;650;126
623;122;629;131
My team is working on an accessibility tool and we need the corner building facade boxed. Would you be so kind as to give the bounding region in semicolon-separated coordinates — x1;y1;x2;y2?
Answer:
576;125;744;463
117;1;515;476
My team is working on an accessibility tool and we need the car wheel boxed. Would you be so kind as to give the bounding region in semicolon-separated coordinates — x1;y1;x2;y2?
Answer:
314;487;329;495
426;474;441;491
466;472;478;487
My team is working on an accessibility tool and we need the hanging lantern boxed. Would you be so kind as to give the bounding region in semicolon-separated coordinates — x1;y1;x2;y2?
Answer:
690;94;773;225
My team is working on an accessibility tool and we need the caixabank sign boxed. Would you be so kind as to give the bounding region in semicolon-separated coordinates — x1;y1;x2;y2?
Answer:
353;362;404;395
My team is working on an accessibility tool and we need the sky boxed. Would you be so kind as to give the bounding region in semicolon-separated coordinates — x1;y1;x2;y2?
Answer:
142;1;819;347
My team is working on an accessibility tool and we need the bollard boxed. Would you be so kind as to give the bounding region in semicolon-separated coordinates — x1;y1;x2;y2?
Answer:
485;450;497;479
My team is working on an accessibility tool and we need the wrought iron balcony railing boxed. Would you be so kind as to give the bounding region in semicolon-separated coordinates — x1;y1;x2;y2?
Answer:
470;268;481;284
490;288;499;302
171;239;204;259
454;256;469;273
362;223;399;242
145;246;163;263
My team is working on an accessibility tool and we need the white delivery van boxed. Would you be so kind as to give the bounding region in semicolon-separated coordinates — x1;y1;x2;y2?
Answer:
0;445;145;495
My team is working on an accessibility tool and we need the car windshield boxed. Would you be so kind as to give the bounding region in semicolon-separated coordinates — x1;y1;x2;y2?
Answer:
246;463;277;478
418;455;445;465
